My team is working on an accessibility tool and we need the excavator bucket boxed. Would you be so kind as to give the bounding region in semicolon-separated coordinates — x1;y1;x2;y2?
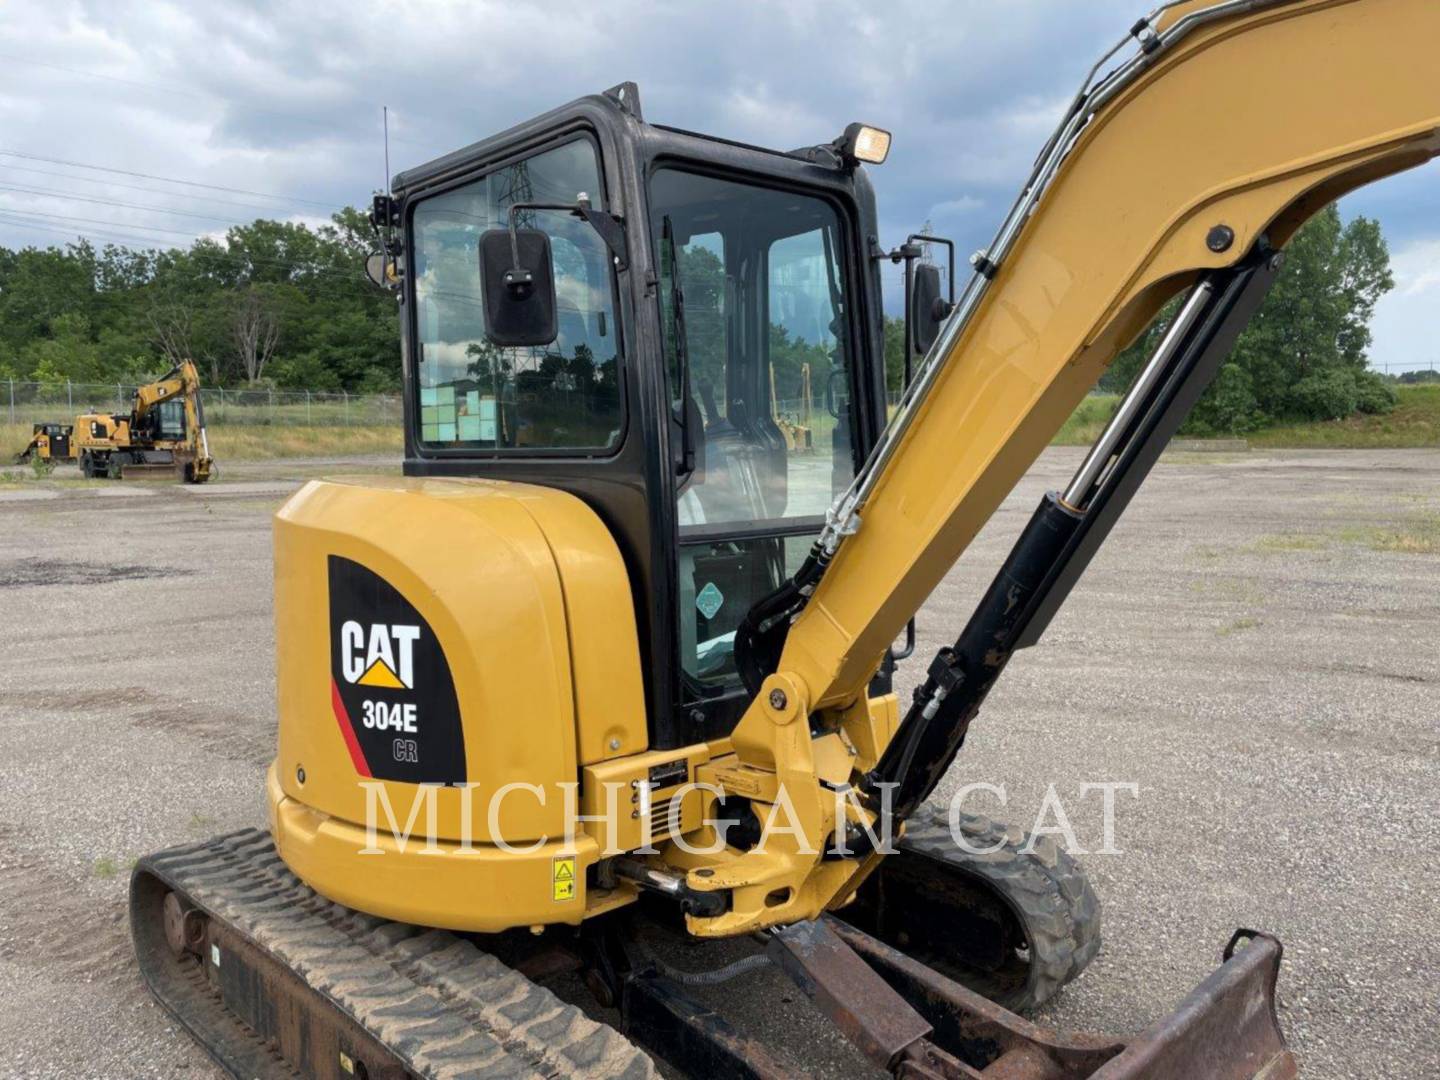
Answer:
787;919;1297;1080
114;462;183;480
115;457;187;480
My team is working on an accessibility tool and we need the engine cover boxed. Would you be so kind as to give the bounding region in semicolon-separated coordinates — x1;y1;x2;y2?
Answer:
267;475;647;930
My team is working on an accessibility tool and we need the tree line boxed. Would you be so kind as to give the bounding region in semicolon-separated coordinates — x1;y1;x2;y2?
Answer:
0;208;400;392
882;204;1400;433
1096;205;1397;432
0;201;1400;435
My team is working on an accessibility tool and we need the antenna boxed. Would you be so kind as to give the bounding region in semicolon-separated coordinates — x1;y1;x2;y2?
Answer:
379;105;395;264
382;105;391;197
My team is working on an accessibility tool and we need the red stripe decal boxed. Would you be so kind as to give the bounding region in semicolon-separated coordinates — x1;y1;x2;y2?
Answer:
330;678;371;777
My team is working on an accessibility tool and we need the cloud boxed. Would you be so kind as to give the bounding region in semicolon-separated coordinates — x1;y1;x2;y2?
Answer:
928;196;984;219
1368;234;1440;375
0;1;1129;247
0;0;1431;387
1390;236;1440;298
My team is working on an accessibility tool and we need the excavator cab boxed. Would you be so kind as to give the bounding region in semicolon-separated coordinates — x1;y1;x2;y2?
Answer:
389;84;897;750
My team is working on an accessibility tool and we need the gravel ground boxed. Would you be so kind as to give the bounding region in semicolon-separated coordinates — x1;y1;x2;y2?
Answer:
0;447;1436;1079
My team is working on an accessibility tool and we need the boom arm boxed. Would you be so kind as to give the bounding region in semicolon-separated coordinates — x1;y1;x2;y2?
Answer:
698;0;1440;935
132;360;212;470
133;359;200;419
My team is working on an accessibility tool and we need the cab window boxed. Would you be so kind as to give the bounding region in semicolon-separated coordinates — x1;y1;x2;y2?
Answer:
651;168;859;690
411;138;623;451
156;399;185;439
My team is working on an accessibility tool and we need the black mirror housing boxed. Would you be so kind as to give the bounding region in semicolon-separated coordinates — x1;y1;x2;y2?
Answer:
479;228;558;347
910;262;950;354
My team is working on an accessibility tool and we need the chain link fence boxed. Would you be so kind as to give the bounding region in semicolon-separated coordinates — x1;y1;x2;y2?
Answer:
5;381;1101;440
3;380;402;428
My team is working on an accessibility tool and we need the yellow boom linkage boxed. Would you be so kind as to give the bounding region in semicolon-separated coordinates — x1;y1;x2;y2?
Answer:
693;0;1440;936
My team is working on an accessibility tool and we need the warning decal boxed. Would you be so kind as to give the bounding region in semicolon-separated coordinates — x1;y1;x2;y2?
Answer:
552;855;576;902
695;581;724;620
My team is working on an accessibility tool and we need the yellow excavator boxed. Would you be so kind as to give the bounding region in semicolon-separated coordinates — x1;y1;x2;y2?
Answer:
771;363;814;452
14;359;213;482
130;2;1440;1076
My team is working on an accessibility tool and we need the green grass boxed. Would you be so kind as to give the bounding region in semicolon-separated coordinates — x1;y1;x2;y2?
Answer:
1216;616;1263;637
206;424;400;460
1247;515;1440;557
1363;514;1440;554
9;382;1436;465
1053;385;1440;449
1249;385;1440;449
1053;394;1119;445
1250;533;1328;553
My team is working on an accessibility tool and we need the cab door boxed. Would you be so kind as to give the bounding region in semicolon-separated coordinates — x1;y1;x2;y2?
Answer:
650;168;867;740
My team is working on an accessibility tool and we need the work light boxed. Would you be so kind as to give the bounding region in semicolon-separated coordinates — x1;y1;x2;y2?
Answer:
839;122;891;165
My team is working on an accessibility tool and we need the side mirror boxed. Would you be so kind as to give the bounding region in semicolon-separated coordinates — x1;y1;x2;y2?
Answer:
910;262;953;354
364;251;399;290
479;228;558;347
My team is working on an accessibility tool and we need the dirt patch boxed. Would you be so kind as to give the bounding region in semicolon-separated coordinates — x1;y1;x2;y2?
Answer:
6;687;155;711
0;558;187;588
0;826;134;989
1319;662;1431;685
5;686;272;765
130;704;275;767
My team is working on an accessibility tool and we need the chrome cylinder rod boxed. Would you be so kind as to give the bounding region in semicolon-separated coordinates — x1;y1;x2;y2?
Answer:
1061;281;1214;510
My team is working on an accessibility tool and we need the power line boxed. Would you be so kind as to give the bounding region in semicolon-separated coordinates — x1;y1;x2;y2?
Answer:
0;53;215;104
0;162;331;217
0;207;369;277
0;182;263;225
0;206;201;237
0;206;368;272
0;213;185;250
0;212;370;285
181;245;365;283
0;149;335;208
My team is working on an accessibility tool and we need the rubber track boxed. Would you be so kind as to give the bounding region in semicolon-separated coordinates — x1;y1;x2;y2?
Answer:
897;807;1102;1010
135;828;657;1080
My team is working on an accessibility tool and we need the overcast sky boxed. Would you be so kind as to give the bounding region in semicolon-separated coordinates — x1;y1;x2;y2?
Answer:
1;0;1434;373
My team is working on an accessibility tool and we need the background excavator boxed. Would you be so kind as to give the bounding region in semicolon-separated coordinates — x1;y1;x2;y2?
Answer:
129;2;1440;1077
14;359;213;481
